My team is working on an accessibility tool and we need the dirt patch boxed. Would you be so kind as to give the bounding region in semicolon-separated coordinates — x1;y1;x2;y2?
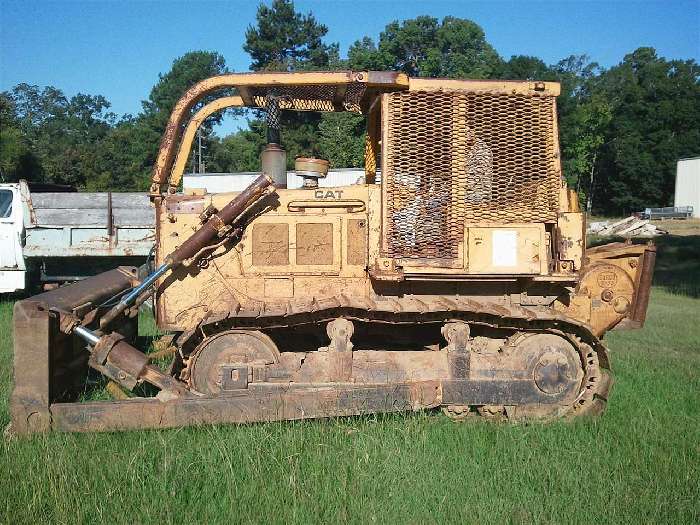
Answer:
650;218;700;236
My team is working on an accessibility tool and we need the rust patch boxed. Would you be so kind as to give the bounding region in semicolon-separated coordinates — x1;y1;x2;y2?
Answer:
165;196;206;215
629;245;656;326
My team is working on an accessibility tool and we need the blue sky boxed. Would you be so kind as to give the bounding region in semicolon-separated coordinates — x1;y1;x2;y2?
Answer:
1;0;699;134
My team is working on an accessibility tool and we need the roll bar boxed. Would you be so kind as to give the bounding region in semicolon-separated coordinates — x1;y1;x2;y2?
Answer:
149;71;409;197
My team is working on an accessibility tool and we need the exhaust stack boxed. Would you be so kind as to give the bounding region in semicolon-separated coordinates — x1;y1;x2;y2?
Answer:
261;143;287;188
261;96;287;188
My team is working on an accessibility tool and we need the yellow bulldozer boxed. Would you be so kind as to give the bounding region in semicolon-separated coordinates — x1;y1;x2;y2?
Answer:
10;71;655;433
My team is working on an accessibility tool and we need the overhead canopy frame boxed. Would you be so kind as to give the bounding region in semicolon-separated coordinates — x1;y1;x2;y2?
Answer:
150;71;409;196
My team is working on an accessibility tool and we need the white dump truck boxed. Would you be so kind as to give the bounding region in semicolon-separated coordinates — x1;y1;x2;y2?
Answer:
0;180;154;294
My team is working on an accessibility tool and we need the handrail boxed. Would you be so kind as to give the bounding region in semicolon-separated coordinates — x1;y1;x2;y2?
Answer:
287;199;366;212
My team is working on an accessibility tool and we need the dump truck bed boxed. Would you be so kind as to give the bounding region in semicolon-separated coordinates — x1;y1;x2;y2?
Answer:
21;186;154;258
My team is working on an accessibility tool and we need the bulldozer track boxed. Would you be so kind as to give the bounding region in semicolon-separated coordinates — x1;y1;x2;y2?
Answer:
177;294;611;419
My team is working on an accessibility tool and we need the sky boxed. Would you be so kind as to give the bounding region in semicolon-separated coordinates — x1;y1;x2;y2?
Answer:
1;0;699;134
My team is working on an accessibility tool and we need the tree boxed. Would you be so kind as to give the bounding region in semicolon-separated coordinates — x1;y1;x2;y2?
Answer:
346;37;387;71
562;96;612;211
3;84;115;187
552;55;601;115
0;127;43;183
1;51;231;190
208;121;267;173
593;48;700;213
348;16;502;78
342;15;505;170
318;113;365;168
545;55;605;206
499;55;554;80
91;115;163;190
244;0;336;72
143;51;228;123
103;51;230;190
0;92;42;181
237;0;343;169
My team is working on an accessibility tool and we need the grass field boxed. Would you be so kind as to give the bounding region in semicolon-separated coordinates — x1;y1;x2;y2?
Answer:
1;236;699;524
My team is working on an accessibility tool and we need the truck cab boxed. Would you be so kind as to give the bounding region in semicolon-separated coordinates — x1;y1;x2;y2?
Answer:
0;183;27;293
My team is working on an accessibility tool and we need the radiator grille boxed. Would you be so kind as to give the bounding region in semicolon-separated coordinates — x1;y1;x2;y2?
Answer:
383;90;561;260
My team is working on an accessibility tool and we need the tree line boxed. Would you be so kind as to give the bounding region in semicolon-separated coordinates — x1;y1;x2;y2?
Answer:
1;0;698;214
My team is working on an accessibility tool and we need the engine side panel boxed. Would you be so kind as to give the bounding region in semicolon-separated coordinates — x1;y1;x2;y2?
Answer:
156;185;374;330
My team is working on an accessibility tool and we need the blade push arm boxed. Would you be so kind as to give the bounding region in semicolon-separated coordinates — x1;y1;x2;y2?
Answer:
70;174;275;396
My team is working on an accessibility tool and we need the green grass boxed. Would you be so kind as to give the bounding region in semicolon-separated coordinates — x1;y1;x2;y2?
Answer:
1;243;699;524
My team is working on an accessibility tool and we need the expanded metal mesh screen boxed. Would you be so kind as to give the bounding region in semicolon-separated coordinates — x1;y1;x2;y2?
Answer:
249;84;366;113
383;90;561;260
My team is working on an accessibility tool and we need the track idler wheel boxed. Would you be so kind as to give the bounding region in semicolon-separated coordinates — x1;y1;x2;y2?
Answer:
502;333;590;420
186;330;280;395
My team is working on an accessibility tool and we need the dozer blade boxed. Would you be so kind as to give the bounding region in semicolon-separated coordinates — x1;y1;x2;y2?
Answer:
10;267;139;435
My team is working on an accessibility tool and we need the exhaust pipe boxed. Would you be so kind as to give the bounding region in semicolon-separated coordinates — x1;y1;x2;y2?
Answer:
261;96;287;188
